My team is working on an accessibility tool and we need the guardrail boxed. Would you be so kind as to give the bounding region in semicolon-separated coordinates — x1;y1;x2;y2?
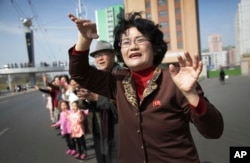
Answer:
0;66;69;75
0;90;12;96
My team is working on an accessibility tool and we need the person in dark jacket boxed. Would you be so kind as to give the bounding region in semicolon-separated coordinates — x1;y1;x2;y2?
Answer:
219;68;226;85
75;41;119;163
87;40;119;163
35;75;61;123
67;12;224;163
76;87;103;163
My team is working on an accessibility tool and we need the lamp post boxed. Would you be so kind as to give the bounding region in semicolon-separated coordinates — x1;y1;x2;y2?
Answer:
21;17;36;86
21;17;35;67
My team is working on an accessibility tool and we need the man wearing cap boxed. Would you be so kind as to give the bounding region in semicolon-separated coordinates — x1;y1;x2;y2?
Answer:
87;40;120;163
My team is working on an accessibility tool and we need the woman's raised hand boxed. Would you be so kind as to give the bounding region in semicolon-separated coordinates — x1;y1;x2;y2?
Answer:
169;52;203;93
68;13;99;39
68;13;99;51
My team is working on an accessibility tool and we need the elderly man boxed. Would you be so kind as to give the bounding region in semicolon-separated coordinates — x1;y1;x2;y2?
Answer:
86;40;121;163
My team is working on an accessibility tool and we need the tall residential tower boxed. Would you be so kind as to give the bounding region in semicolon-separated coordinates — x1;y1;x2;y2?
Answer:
235;0;250;63
95;4;124;44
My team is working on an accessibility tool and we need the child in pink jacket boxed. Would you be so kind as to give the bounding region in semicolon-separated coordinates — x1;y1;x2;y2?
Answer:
69;100;88;160
51;100;76;155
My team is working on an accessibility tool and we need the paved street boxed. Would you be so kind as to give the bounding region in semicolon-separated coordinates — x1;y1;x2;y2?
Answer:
0;90;97;163
0;75;249;163
192;75;250;163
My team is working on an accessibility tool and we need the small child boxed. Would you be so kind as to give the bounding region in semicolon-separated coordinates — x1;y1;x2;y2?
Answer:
51;100;76;155
46;95;54;123
69;100;88;160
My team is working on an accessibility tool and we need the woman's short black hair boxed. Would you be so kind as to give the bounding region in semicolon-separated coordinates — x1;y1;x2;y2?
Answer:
113;11;168;65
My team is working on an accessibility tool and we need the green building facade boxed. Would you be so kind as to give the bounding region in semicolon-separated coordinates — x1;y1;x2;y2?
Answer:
95;4;124;44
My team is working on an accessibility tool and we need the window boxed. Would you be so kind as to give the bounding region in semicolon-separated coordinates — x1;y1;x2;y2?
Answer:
146;13;152;19
177;31;182;37
159;22;168;28
176;19;181;26
177;42;183;49
164;33;169;39
146;2;150;8
158;0;167;6
168;43;171;50
175;8;180;14
159;11;167;17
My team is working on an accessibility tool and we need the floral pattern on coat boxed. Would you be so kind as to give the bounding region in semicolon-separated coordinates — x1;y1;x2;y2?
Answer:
69;109;85;138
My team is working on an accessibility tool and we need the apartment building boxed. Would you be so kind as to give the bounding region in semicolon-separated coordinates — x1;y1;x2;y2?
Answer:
95;4;124;44
208;34;223;53
124;0;200;63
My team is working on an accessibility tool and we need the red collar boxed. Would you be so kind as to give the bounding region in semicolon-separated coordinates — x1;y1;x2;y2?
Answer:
131;66;155;99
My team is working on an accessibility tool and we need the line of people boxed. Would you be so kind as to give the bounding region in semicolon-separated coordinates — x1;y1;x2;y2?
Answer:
35;40;119;163
35;74;88;160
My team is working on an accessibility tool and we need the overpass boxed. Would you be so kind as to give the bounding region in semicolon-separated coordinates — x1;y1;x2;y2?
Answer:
0;66;68;75
0;65;69;90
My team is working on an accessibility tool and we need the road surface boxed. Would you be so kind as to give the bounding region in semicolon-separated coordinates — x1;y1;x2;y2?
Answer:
0;75;249;163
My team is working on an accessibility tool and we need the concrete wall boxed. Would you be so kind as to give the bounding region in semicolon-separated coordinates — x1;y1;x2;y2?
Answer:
241;59;250;75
